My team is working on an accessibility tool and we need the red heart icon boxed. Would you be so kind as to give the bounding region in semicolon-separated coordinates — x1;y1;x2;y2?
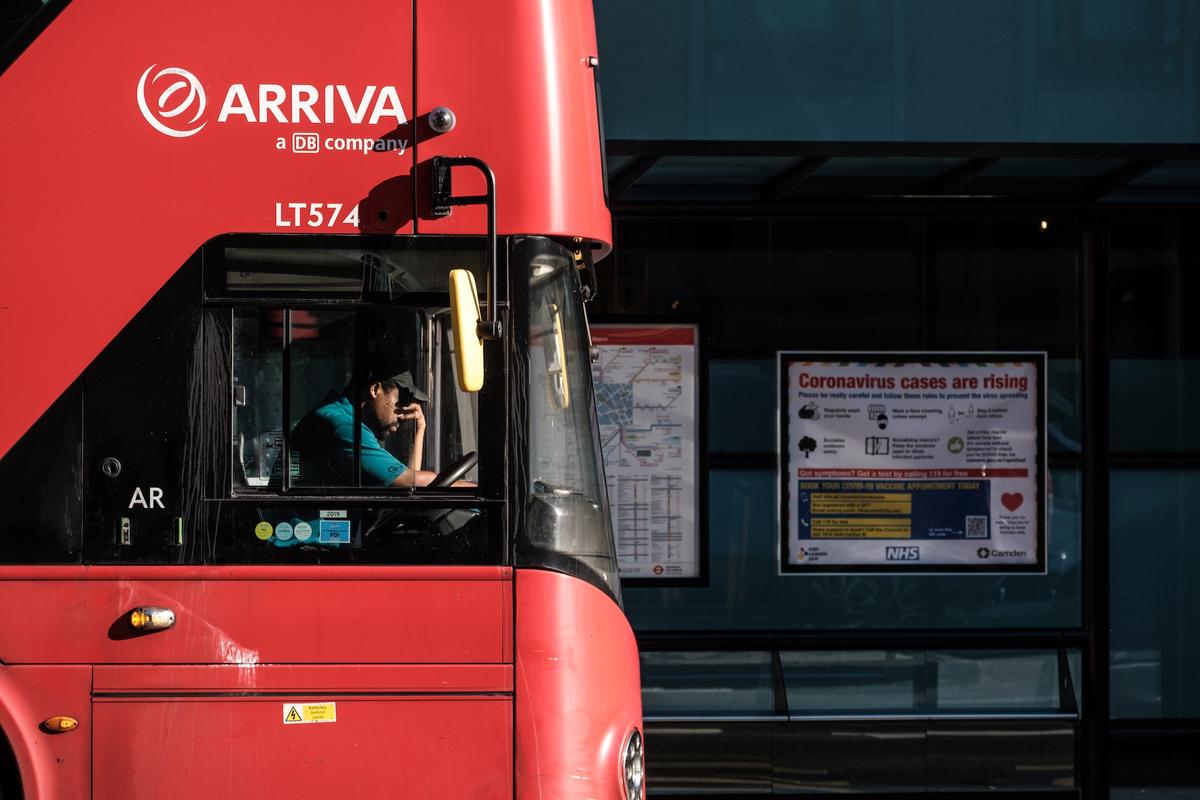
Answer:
1001;492;1023;512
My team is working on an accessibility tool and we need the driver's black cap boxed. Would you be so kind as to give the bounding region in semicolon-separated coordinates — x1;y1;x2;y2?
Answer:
384;370;429;402
364;355;429;401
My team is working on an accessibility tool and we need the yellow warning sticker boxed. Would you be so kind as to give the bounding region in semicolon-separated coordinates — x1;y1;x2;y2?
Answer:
282;702;337;725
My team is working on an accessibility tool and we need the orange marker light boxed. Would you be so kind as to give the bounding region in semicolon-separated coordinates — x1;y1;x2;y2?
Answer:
42;716;78;733
129;607;176;631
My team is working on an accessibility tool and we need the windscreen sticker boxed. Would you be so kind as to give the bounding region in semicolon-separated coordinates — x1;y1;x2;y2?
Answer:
274;522;294;542
254;521;274;541
294;522;313;542
318;519;351;544
319;509;348;519
282;703;336;725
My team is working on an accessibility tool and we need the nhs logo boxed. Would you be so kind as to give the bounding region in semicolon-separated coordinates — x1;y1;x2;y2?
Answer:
885;546;920;561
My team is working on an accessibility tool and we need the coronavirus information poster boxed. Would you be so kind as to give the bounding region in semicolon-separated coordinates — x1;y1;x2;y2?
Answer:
778;353;1046;574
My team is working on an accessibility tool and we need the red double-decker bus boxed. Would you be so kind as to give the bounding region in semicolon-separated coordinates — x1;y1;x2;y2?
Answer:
0;1;643;797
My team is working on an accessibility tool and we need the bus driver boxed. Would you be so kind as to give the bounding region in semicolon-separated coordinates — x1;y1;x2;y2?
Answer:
290;358;441;488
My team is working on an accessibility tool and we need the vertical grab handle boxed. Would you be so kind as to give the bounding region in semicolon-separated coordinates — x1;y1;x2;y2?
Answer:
431;156;502;341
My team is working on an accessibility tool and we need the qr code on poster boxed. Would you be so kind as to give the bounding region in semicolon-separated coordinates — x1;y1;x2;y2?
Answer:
965;515;988;538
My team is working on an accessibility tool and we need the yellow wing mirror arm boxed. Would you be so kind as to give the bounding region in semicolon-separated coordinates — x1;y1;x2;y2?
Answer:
433;155;502;342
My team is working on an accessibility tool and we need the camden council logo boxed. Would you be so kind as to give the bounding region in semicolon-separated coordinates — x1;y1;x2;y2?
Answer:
138;65;207;138
977;547;1028;560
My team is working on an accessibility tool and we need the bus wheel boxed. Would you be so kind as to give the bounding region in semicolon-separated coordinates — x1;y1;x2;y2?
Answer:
0;730;20;800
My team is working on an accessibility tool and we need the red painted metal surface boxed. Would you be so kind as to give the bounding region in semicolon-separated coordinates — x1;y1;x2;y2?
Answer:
0;667;91;800
0;565;510;582
0;570;511;665
514;569;643;799
0;0;413;461
0;0;611;459
0;570;513;796
93;664;513;694
93;696;512;798
415;0;611;247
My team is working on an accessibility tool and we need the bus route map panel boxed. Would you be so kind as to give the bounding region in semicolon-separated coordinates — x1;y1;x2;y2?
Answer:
592;324;702;582
778;352;1047;574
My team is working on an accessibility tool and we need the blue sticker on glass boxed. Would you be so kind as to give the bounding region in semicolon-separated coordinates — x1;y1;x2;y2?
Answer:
318;519;351;544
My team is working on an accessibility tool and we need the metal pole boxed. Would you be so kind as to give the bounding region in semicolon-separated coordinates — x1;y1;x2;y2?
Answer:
281;308;291;492
1080;218;1111;799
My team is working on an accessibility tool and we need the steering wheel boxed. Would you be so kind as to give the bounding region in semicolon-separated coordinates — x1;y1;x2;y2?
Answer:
428;451;478;488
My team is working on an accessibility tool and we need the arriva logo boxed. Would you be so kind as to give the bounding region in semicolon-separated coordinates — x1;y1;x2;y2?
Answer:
138;65;207;138
137;65;408;139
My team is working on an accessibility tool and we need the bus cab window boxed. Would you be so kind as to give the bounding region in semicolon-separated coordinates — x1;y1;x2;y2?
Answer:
286;309;358;488
233;308;285;488
233;304;478;493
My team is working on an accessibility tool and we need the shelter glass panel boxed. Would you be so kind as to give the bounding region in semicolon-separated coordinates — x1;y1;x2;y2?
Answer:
1110;469;1200;719
622;468;1081;631
596;0;1197;143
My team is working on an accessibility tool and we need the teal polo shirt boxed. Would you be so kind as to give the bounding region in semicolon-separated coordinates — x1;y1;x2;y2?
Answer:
264;393;410;549
290;393;409;487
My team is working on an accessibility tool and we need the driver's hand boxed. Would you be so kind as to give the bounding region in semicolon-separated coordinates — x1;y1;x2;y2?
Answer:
397;402;425;430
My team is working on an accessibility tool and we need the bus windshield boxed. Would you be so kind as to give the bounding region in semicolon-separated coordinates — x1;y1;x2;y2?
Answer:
233;305;480;493
221;242;490;493
519;237;621;600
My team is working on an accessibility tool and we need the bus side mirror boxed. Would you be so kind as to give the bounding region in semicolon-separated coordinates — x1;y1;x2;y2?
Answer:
449;269;485;392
